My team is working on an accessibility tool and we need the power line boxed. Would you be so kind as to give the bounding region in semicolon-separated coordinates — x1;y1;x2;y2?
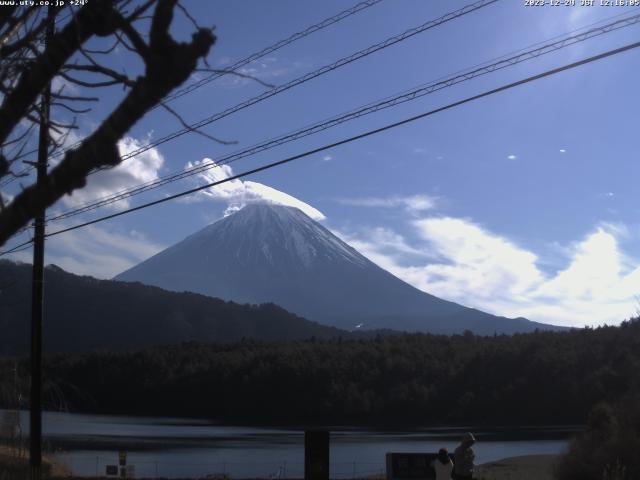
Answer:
47;10;640;222
1;0;386;182
0;238;34;256
32;39;640;242
4;1;498;232
160;0;385;106
109;0;498;164
14;0;498;215
0;165;34;188
15;0;495;173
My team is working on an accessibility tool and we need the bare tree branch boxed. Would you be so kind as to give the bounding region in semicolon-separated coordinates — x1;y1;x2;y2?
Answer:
0;6;34;46
51;92;99;102
0;1;121;145
160;101;236;145
59;70;127;89
0;0;216;245
125;0;157;22
48;119;78;131
62;63;135;87
177;2;201;30
2;121;36;148
0;6;19;36
82;39;119;55
0;14;49;59
113;14;150;60
51;102;92;115
113;30;138;54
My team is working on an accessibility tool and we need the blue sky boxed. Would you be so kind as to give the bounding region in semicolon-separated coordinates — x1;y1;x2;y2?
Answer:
4;0;640;327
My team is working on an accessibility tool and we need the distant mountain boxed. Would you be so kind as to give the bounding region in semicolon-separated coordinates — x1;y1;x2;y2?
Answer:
116;204;563;334
0;260;347;354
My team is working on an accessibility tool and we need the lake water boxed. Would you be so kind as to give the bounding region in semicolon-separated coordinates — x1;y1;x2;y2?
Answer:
3;410;577;478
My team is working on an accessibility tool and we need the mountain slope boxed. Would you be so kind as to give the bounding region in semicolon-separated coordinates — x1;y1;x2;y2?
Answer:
0;260;347;354
116;204;561;334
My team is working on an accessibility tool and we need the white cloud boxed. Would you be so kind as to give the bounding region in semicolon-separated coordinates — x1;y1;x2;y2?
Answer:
322;155;333;162
559;149;566;153
342;217;640;327
413;147;428;155
60;136;164;211
185;158;325;221
336;227;432;264
412;217;543;297
507;154;517;160
535;228;626;299
6;223;165;279
337;194;436;215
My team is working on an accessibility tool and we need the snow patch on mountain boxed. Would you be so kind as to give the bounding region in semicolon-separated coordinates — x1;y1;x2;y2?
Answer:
218;204;368;268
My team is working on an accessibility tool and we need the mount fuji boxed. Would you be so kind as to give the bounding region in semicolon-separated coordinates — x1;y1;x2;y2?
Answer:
115;204;561;334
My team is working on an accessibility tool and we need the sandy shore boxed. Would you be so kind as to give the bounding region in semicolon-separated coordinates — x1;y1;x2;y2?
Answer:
475;454;558;480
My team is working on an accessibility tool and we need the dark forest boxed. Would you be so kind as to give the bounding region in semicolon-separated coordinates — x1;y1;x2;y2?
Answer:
2;319;639;427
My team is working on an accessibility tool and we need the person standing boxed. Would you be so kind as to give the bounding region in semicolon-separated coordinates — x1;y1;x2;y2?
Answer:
431;448;453;480
453;432;475;479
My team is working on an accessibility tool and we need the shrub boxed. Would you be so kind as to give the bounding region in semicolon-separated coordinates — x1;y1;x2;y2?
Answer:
555;396;640;480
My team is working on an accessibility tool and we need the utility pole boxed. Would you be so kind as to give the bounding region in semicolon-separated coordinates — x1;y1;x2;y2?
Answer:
30;6;54;480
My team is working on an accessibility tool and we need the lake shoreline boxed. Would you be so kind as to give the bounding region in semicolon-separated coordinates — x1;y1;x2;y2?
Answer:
5;406;584;434
43;409;586;431
1;442;560;480
2;409;571;478
477;454;558;480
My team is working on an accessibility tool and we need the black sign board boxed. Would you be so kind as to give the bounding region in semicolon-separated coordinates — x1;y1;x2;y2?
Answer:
305;430;329;480
386;453;454;480
105;465;118;476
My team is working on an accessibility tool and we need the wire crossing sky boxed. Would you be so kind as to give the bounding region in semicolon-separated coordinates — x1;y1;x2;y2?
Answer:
3;0;640;328
45;10;640;223
2;0;388;170
45;0;500;221
28;39;638;242
158;0;386;106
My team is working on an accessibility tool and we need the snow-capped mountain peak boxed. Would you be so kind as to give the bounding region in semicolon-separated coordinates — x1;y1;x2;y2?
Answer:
115;203;557;334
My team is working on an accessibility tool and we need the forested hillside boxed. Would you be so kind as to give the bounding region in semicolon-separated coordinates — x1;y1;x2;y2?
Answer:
0;260;347;354
2;320;639;427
